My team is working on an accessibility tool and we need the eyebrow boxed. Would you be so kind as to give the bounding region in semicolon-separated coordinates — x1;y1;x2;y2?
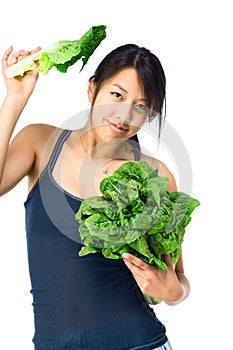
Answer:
112;84;147;102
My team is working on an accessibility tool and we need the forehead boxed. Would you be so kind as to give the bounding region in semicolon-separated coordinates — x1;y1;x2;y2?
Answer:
105;67;144;93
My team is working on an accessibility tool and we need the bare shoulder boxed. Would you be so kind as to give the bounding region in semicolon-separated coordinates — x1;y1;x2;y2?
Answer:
19;123;58;142
18;123;65;152
18;123;64;184
140;153;177;192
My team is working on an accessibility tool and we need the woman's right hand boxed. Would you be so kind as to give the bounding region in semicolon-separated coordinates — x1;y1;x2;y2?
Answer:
1;46;41;99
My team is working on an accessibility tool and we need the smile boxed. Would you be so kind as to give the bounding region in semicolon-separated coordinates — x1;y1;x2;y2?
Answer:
108;121;129;134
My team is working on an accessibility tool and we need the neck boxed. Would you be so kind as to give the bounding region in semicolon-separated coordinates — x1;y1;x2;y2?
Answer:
79;128;132;161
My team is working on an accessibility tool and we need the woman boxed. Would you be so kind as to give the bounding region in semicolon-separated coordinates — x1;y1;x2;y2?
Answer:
0;44;190;349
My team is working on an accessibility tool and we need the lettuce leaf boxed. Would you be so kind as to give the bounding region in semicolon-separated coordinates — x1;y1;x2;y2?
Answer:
38;25;106;75
5;25;107;78
75;160;200;270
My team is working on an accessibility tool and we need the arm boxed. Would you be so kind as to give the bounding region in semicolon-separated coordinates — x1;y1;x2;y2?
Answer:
123;159;190;305
0;46;40;195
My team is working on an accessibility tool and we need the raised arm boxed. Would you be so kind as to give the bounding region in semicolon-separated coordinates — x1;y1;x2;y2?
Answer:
0;46;40;195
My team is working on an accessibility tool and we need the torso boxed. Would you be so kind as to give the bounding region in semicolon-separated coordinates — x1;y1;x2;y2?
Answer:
24;127;170;349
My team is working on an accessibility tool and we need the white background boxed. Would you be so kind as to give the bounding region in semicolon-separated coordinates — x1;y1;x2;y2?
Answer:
0;0;232;349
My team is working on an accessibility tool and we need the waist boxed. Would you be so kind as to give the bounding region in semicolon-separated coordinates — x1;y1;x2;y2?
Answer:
33;317;167;350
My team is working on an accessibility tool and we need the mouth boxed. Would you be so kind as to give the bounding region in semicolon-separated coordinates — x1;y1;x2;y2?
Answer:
107;121;129;134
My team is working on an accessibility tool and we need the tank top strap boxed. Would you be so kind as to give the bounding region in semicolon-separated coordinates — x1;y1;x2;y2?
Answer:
133;146;141;161
48;129;72;171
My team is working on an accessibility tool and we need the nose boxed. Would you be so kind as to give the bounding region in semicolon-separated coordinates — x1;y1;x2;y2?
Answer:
115;103;133;124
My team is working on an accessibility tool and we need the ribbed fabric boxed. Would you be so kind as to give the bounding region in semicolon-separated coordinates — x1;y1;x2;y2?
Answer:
24;130;168;350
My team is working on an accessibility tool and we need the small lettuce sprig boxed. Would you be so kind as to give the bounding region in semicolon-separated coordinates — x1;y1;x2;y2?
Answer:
5;25;106;78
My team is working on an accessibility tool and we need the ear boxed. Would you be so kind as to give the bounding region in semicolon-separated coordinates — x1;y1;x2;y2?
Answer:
87;77;96;103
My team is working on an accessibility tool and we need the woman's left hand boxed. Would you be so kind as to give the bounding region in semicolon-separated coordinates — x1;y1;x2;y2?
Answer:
122;253;186;304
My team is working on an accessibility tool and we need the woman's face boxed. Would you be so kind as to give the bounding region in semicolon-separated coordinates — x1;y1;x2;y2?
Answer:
88;67;149;142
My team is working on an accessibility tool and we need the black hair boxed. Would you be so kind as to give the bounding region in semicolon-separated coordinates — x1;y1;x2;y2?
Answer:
89;44;166;146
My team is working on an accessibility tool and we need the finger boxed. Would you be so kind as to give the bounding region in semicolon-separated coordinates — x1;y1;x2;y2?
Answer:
30;46;42;56
123;259;144;282
9;50;31;65
29;47;42;69
122;253;149;271
163;253;173;269
1;46;13;70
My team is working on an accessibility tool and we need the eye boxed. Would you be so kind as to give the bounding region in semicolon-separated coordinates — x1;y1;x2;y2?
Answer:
111;91;123;100
134;103;148;111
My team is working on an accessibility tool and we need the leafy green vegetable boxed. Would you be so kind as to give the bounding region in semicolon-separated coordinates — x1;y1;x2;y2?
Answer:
5;25;107;78
75;160;200;271
38;25;106;75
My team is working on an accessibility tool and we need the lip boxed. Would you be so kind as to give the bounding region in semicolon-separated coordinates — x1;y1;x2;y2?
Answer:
108;121;128;134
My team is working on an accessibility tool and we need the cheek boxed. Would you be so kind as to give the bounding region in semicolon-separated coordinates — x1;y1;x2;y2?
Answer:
131;113;147;129
91;104;119;123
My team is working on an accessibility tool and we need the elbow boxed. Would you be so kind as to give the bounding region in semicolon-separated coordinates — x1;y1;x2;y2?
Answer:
164;273;191;306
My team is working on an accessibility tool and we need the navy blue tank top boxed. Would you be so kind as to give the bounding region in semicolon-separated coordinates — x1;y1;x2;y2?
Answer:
24;130;168;350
